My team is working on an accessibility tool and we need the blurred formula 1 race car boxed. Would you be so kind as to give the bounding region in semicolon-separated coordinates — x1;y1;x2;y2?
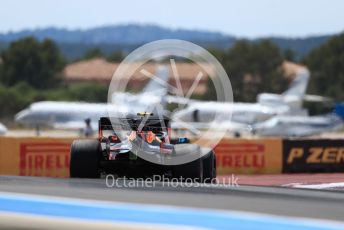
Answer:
70;113;216;182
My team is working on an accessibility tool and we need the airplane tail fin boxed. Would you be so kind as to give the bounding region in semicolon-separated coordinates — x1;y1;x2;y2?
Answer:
282;67;310;97
142;65;170;96
257;67;310;109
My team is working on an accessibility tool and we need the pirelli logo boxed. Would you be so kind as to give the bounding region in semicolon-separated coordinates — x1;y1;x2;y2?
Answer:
287;147;344;164
283;139;344;173
215;143;265;168
19;143;70;177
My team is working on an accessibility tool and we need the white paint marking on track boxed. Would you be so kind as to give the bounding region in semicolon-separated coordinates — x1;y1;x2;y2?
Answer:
283;182;344;190
1;192;344;230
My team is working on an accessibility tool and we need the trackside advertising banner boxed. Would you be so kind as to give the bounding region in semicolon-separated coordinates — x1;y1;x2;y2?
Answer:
214;139;283;174
2;137;344;176
0;137;73;177
1;137;283;177
283;139;344;173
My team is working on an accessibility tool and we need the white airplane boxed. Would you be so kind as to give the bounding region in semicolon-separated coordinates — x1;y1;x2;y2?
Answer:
15;65;170;130
251;114;343;137
15;102;110;130
172;67;340;137
0;122;7;135
257;68;310;109
173;67;310;128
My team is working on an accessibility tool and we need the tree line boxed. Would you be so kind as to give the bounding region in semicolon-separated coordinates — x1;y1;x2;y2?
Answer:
0;34;343;119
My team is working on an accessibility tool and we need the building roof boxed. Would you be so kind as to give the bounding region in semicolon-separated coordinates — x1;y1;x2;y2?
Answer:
63;58;214;83
281;61;307;81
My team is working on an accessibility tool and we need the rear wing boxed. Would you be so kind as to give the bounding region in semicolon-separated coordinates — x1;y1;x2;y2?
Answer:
99;117;171;132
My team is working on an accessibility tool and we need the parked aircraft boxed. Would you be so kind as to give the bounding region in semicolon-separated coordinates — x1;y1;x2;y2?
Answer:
15;65;170;130
172;67;342;137
172;67;310;127
251;114;343;137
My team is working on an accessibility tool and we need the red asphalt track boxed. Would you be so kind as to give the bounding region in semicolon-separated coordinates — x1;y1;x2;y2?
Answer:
218;173;344;186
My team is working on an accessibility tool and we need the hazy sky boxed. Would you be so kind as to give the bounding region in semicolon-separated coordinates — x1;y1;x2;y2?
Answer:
0;0;343;38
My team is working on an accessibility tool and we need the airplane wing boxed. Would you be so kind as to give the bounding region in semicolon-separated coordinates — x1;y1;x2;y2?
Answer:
164;95;197;105
171;121;251;135
252;114;343;137
53;121;98;131
303;94;333;103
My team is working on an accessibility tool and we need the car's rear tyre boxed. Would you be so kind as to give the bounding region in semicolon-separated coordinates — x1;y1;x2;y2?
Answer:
172;145;203;182
202;150;216;183
70;139;101;178
172;158;203;182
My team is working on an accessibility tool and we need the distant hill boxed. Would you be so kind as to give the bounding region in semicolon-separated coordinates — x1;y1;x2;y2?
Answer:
0;24;335;59
0;24;231;44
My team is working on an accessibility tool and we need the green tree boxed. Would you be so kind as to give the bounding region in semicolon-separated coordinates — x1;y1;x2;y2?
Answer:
0;82;36;117
213;40;284;102
67;83;108;102
107;50;123;62
0;37;65;89
283;48;296;62
304;33;344;101
83;48;104;59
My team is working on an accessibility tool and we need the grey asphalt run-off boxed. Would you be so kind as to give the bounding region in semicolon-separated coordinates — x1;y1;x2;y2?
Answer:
0;176;344;222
